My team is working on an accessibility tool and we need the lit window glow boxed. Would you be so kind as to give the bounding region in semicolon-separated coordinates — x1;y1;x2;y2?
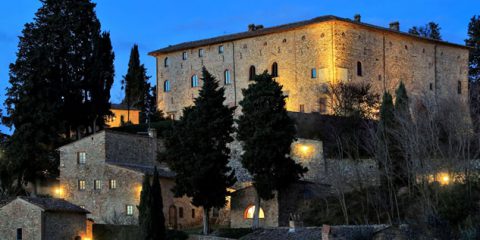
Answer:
439;172;450;185
244;205;265;219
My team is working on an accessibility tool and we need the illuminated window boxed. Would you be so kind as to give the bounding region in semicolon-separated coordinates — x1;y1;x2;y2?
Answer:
191;75;199;87
218;45;224;54
94;180;102;190
182;52;188;60
198;49;204;57
164;80;171;92
126;205;134;216
224;70;231;85
311;68;317;79
77;152;86;165
271;62;278;77
164;57;169;67
244;205;265;219
249;66;256;80
357;61;363;76
78;180;86;190
109;179;117;189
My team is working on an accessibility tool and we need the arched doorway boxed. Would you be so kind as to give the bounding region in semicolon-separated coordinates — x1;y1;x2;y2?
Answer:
169;205;178;229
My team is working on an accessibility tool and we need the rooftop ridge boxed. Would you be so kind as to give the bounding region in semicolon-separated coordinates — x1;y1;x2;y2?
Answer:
149;15;468;55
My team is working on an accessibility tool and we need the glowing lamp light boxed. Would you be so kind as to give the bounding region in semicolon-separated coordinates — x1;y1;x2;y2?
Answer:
54;187;64;198
439;173;450;186
295;144;314;158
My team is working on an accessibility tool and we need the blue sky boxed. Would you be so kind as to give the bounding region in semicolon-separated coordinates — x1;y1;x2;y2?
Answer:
0;0;477;133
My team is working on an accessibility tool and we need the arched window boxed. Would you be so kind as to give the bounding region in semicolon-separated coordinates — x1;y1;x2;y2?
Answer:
191;75;199;87
164;80;171;92
164;57;169;67
244;205;265;219
271;62;278;77
357;61;363;76
249;66;256;80
224;70;231;85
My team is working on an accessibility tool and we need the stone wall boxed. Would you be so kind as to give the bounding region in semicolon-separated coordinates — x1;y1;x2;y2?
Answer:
43;211;88;240
153;18;469;119
0;199;43;240
105;130;165;167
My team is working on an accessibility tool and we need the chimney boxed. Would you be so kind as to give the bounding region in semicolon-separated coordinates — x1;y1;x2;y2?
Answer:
354;14;361;22
148;128;157;138
389;21;400;31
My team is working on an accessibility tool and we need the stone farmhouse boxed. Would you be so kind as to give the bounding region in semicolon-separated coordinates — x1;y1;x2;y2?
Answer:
149;15;469;119
0;196;92;240
57;129;203;229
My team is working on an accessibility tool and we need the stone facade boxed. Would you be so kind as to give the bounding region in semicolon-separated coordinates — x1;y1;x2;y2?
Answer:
58;130;203;229
0;197;89;240
150;15;469;119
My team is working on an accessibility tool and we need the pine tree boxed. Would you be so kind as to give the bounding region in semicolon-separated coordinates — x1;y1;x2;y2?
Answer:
151;167;166;240
466;15;480;83
3;0;113;192
162;67;236;234
122;44;151;123
237;71;307;229
138;174;153;239
408;22;442;40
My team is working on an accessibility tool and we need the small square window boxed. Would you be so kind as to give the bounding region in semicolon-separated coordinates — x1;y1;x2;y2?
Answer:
78;180;86;190
126;205;134;216
192;209;196;218
182;52;188;60
109;179;117;189
299;104;305;113
218;45;224;54
77;152;86;165
179;207;184;218
94;180;102;190
318;98;327;113
198;49;204;57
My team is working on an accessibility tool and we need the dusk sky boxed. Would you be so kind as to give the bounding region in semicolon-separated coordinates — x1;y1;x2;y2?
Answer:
0;0;477;133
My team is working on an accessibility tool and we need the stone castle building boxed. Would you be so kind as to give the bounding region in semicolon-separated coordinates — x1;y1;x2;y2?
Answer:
149;15;469;119
57;129;203;229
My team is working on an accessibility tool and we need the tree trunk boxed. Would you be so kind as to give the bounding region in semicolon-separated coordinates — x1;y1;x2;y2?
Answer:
252;190;261;229
202;207;210;235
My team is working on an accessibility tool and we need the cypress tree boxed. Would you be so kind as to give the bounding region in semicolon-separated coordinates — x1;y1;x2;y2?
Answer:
236;71;307;229
151;167;166;240
121;44;152;123
3;0;113;191
393;83;410;186
162;67;236;234
138;174;153;239
378;92;395;188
